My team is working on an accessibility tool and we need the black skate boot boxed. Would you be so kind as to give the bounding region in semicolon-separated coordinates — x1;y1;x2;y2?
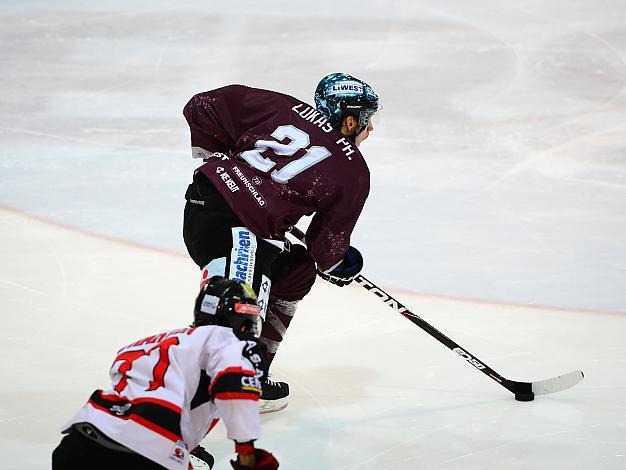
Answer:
190;445;214;469
259;376;289;414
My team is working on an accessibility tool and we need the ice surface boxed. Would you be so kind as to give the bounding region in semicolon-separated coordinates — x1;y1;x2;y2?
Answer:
1;1;626;468
1;0;625;312
2;207;625;469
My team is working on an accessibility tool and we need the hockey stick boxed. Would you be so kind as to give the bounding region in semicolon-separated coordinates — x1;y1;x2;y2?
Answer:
288;226;584;401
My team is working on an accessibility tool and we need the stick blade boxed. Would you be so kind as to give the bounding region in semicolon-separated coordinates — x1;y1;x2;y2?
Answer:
531;370;584;396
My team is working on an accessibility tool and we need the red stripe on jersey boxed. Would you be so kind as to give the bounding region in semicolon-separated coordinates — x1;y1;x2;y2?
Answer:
87;400;182;443
98;392;125;402
213;391;260;401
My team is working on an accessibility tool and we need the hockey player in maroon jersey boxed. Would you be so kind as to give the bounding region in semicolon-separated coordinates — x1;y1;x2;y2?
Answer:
183;72;380;412
52;277;279;470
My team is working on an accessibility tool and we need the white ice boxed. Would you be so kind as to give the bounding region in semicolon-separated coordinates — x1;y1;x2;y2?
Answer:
1;1;625;469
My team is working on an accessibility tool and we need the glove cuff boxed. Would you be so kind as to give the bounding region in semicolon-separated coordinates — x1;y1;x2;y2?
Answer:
235;441;255;455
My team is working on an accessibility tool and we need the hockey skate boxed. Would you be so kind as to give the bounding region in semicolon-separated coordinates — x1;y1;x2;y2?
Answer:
259;376;289;414
190;445;214;469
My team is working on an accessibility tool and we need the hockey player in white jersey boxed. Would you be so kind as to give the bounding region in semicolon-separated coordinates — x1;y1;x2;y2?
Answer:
52;277;280;470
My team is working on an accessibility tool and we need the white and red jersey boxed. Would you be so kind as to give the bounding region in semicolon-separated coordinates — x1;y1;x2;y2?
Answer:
61;325;264;470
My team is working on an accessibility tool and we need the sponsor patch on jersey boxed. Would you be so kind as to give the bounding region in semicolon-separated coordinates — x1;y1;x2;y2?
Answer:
241;374;262;393
200;294;220;315
230;228;257;286
327;81;363;95
216;167;240;193
232;165;266;206
211;367;261;400
169;440;188;465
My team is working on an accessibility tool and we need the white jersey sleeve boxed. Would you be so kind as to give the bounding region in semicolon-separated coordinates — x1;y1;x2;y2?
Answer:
206;337;264;442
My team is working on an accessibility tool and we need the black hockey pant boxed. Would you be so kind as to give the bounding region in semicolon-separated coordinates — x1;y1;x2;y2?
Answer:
52;430;165;470
183;173;317;364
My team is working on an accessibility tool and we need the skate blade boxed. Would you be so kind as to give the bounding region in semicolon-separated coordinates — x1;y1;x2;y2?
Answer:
259;397;289;414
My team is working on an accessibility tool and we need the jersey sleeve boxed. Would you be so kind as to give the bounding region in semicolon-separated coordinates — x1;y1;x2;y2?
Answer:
184;85;291;158
183;85;251;156
206;337;263;442
306;169;370;271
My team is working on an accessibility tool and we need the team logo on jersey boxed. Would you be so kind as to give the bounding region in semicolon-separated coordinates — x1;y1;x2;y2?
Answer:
327;81;363;95
252;176;262;186
230;228;257;286
110;403;132;416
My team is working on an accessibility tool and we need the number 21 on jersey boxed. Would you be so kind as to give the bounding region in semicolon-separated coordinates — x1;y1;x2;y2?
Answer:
240;125;331;183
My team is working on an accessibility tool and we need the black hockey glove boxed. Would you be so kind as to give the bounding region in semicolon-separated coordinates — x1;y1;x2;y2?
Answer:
317;246;363;287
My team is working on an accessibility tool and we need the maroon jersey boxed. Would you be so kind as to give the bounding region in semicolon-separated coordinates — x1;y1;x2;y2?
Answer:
184;85;370;271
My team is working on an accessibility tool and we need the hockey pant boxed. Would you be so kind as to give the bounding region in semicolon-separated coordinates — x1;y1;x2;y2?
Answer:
52;427;165;470
184;174;317;364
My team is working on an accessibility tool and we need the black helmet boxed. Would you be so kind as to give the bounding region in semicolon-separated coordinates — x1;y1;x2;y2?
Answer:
193;277;261;337
314;72;380;133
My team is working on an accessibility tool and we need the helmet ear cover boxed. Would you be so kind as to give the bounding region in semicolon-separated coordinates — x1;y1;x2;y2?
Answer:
341;97;379;133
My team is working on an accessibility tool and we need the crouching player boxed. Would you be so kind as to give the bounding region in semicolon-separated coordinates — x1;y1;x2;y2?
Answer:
52;277;279;470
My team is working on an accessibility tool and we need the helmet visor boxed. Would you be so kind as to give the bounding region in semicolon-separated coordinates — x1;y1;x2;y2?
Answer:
356;102;382;136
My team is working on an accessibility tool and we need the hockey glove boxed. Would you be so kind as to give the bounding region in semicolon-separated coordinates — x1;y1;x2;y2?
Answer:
230;449;279;470
317;246;363;287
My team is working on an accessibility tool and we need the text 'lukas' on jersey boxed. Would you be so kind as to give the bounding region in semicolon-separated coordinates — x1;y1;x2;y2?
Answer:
291;103;356;159
291;104;333;133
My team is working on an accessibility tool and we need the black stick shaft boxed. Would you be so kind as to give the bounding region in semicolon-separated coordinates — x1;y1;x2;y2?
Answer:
288;226;520;395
